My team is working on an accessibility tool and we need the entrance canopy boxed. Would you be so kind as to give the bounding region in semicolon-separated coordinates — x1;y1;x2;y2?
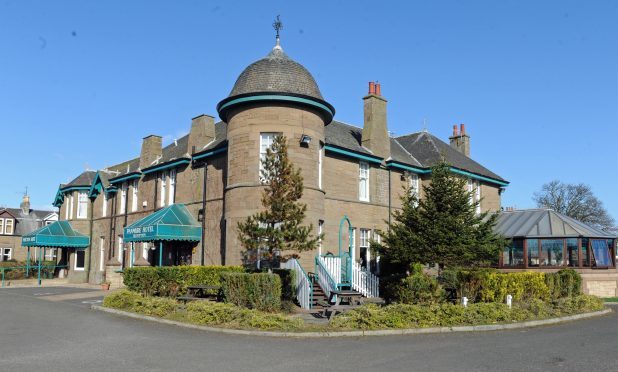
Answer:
123;204;202;243
22;220;90;248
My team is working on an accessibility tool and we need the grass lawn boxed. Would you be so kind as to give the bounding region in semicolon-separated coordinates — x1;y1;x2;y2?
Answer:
602;297;618;303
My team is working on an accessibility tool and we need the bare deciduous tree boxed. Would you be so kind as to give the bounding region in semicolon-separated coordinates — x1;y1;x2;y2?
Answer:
533;180;615;231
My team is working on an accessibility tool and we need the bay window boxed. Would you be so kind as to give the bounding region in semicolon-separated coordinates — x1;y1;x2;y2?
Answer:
131;179;139;212
77;191;88;219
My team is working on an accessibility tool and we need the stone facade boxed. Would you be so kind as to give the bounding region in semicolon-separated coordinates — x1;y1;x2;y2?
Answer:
50;42;507;284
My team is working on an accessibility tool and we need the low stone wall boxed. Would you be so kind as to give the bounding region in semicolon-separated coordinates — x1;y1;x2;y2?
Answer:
582;272;618;297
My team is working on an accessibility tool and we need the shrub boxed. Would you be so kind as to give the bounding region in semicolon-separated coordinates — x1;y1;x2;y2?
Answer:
122;266;244;297
545;269;582;300
186;301;303;331
390;264;444;305
103;289;143;310
220;272;282;312
330;295;604;330
271;268;296;303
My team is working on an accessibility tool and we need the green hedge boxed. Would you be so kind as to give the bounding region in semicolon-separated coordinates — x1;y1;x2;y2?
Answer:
440;268;583;303
122;266;244;297
220;272;282;312
330;295;604;330
186;301;303;331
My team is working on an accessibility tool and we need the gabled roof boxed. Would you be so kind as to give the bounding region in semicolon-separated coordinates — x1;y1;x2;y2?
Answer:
395;131;506;182
495;209;616;239
0;207;56;236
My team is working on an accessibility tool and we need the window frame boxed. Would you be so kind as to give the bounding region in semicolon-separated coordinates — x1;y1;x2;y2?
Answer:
131;179;139;212
68;193;74;220
168;169;176;206
102;192;108;217
74;250;85;271
160;171;168;207
120;182;127;214
77;191;88;219
1;247;11;261
318;143;324;189
259;132;279;179
358;161;370;202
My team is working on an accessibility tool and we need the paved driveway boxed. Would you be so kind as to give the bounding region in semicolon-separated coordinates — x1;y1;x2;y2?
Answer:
0;287;617;372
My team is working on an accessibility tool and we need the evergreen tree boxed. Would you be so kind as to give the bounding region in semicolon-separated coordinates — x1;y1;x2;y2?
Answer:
237;135;320;266
377;160;505;273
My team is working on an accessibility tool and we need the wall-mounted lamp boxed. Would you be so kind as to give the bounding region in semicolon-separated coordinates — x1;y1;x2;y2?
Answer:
198;208;204;222
300;134;312;147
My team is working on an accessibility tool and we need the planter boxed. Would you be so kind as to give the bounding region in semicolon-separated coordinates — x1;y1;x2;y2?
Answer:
101;283;111;291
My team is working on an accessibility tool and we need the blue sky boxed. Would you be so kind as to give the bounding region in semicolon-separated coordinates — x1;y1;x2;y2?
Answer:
1;1;617;220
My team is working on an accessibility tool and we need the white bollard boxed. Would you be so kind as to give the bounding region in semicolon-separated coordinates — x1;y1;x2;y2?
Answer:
506;294;513;309
462;296;468;308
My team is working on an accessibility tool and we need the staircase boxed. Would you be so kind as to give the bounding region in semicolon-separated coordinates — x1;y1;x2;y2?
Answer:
307;273;326;308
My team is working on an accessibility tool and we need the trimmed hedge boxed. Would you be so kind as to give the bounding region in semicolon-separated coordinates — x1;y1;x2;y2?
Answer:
220;272;282;312
330;295;604;330
122;266;244;297
440;268;583;303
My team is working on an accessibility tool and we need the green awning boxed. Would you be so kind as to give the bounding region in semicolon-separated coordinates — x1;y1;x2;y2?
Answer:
22;221;90;248
123;204;202;243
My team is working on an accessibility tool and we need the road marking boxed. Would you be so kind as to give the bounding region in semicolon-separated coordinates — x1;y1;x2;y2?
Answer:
33;292;57;296
81;299;103;304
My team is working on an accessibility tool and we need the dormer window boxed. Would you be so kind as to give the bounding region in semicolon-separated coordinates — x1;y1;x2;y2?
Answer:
5;219;13;235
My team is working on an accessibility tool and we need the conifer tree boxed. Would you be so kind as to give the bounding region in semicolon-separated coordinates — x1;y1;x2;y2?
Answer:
377;160;505;273
237;135;320;266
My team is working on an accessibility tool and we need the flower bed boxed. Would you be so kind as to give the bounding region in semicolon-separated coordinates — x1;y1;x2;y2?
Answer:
103;290;605;332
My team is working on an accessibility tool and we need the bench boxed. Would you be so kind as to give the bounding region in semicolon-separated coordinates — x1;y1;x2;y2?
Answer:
177;285;219;303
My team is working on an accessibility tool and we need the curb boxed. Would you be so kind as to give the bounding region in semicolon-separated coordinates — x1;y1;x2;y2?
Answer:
91;305;612;338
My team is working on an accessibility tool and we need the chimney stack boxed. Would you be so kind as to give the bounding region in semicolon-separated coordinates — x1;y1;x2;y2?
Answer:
188;114;215;154
361;81;390;159
20;194;30;214
139;135;163;170
449;123;471;157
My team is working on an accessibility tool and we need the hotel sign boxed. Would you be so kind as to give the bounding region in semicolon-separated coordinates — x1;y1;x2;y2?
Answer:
124;225;156;241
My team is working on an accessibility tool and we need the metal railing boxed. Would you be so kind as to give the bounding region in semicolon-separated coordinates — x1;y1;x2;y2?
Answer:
0;263;68;287
280;259;313;310
351;260;380;298
315;256;338;301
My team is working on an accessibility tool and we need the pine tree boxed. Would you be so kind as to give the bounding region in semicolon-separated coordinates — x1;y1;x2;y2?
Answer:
377;160;505;273
237;135;320;266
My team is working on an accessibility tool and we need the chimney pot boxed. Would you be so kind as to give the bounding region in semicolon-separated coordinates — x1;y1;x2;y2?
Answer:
453;125;459;137
375;83;381;96
368;82;375;95
460;123;466;135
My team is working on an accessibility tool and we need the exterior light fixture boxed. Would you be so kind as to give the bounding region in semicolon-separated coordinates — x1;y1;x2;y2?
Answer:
300;134;312;146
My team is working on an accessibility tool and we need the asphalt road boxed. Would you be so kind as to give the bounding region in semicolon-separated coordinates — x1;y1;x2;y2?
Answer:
1;287;617;372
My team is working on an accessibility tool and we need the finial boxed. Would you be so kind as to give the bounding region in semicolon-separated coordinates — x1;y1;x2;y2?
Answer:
272;15;283;48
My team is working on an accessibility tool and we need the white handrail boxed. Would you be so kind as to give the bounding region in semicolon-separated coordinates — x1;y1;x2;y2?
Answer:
280;259;312;309
319;255;342;284
315;256;338;300
351;261;380;298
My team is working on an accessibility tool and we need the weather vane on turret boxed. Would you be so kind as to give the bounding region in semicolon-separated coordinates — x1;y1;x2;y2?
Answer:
272;15;283;46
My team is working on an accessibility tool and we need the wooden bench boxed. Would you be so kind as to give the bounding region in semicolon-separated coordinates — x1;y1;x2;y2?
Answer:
319;290;365;320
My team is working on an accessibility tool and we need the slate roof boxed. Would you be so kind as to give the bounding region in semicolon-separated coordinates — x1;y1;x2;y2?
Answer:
0;207;56;236
396;131;505;181
495;209;616;239
63;171;97;188
228;45;323;101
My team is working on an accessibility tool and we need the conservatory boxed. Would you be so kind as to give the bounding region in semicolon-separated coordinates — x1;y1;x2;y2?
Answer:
495;209;616;269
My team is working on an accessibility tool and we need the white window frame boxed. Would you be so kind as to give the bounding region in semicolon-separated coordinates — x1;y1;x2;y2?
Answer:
77;191;88;219
74;250;85;271
2;248;11;261
102;192;108;217
64;196;69;219
160;171;168;207
350;228;356;262
359;161;370;202
44;248;57;261
0;218;3;235
99;237;105;272
142;242;149;260
360;228;371;269
409;173;420;199
120;183;127;214
259;132;278;178
68;193;74;220
118;236;124;265
318;143;324;189
131;179;139;212
168;169;176;206
467;179;481;215
318;220;324;256
4;219;13;235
